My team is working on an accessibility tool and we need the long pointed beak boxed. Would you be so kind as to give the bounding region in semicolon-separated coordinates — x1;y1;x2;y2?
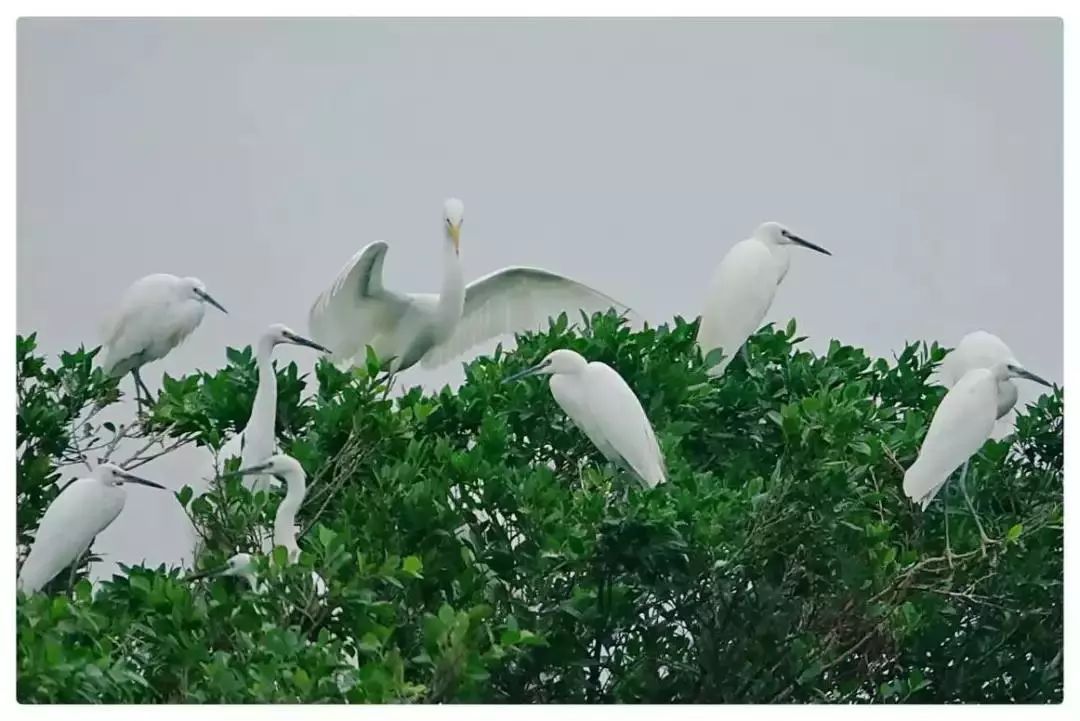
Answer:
1015;368;1053;388
283;331;331;354
119;471;167;490
449;224;461;254
503;364;543;384
223;461;274;479
194;288;229;314
783;232;832;256
186;564;228;582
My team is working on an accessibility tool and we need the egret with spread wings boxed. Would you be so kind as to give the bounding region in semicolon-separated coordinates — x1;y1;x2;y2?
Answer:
308;198;632;374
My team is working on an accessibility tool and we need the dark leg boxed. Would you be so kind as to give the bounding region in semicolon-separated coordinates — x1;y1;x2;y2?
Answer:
130;371;143;408
944;487;954;568
958;461;994;554
133;368;154;404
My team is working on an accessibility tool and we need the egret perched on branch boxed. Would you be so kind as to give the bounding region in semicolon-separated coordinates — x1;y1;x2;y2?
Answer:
939;330;1019;419
100;274;228;407
187;552;264;593
504;349;667;488
17;463;167;594
903;362;1052;555
239;324;330;494
697;222;830;377
308;198;632;375
192;455;327;595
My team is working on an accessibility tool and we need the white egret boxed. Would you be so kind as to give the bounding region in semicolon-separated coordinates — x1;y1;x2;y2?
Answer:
211;454;327;595
308;198;632;374
17;463;167;594
100;274;228;406
697;222;830;377
187;552;265;593
504;349;666;488
239;324;331;494
939;330;1019;419
903;362;1051;554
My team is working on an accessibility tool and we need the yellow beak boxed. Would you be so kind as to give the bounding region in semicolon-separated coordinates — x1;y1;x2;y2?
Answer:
449;224;461;253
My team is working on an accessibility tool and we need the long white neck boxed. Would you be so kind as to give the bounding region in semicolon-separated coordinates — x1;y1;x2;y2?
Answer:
760;239;791;283
435;241;466;339
273;469;306;562
249;337;278;438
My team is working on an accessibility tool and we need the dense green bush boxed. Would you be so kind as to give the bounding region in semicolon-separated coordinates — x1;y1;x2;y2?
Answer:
15;314;1063;703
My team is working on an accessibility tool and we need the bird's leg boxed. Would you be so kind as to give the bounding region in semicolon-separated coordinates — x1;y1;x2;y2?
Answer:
379;372;397;401
130;371;143;409
133;369;154;406
943;490;955;569
67;543;91;595
957;461;995;555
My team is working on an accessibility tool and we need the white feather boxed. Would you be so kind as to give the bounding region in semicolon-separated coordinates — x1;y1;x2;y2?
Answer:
903;368;998;509
18;477;125;593
697;239;783;377
422;266;631;369
546;355;666;488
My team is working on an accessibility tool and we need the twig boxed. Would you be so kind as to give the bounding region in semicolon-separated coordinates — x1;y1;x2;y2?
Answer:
881;444;906;476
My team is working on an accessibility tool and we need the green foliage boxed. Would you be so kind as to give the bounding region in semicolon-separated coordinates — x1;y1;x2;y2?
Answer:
15;315;1063;703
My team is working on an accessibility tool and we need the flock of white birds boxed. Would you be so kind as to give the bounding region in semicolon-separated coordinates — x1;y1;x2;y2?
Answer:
17;198;1054;596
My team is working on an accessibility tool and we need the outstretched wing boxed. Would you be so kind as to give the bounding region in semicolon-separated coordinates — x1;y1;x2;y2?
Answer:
307;241;410;364
421;267;631;369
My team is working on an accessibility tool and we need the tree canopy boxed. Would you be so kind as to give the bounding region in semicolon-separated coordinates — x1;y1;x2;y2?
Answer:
15;314;1063;703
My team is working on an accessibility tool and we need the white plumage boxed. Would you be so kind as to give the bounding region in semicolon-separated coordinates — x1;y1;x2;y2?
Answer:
232;454;327;595
308;199;631;374
939;330;1018;419
238;324;330;494
505;349;666;488
697;221;830;377
18;464;167;594
99;273;227;404
904;362;1052;510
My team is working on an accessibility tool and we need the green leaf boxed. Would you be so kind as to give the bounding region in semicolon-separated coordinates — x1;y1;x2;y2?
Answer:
293;667;311;693
175;485;194;507
1006;523;1023;542
318;525;338;549
401;555;423;577
272;545;289;568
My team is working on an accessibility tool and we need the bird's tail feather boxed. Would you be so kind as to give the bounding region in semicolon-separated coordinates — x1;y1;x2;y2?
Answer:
903;460;946;510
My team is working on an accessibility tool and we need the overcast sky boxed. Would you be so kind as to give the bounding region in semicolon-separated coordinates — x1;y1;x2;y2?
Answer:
17;18;1062;579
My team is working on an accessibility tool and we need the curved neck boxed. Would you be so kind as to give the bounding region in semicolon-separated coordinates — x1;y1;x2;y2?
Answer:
273;470;306;562
250;338;278;434
435;241;466;334
763;241;791;280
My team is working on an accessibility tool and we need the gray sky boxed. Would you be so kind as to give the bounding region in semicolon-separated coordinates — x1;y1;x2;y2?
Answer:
17;18;1063;579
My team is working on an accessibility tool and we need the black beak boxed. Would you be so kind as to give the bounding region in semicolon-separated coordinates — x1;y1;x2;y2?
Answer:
1014;367;1053;388
782;230;832;256
223;461;274;479
503;363;544;384
194;288;229;314
186;564;228;582
283;331;332;354
119;471;167;490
